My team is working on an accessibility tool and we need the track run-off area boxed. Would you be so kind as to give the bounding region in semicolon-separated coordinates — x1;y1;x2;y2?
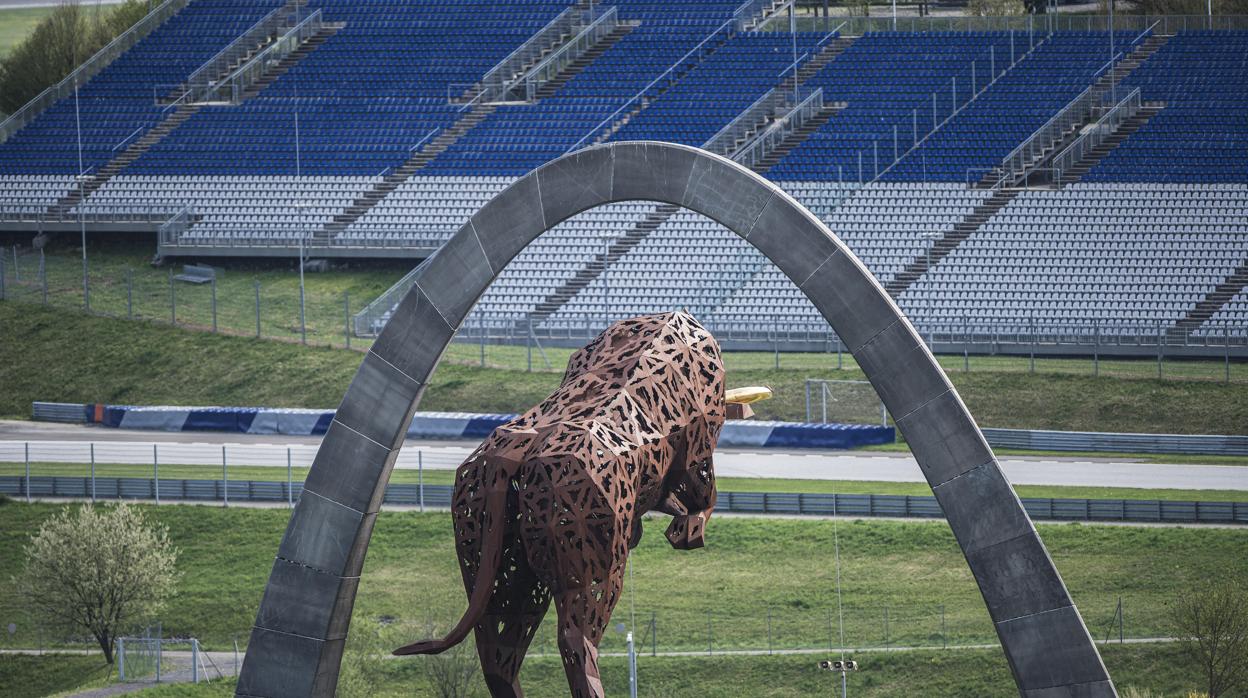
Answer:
2;421;1245;491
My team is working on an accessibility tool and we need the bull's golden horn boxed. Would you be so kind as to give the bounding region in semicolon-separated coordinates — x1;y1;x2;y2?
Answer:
725;386;772;404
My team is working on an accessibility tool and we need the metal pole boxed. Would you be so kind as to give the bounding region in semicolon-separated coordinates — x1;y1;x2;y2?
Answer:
767;608;773;655
169;268;176;325
1226;325;1231;384
118;638;125;679
527;318;533;372
884;606;889;645
805;381;811;423
932;91;937;131
941;604;946;649
40;249;47;304
857;151;863;184
1094;319;1100;377
153;443;159;505
873;140;878;177
0;254;5;301
344;292;350;349
893;125;898;163
287;447;293;508
480;326;486;367
627;631;638;698
126;269;132;318
951;77;957;114
1029;313;1035;373
254;280;261;337
90;443;96;501
963;316;969;372
192;638;199;684
1118;596;1123;643
24;442;30;503
912;109;917;147
223;445;228;507
211;276;217;333
706;610;712;655
1157;320;1163;379
418;450;425;513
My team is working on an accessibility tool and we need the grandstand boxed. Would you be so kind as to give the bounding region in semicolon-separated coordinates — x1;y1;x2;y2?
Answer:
1;0;1246;353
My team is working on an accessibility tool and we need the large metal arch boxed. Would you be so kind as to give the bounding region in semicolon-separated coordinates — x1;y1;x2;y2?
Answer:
237;142;1115;698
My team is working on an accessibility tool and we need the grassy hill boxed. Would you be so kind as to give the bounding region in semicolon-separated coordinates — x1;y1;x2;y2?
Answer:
0;502;1242;695
2;301;1246;434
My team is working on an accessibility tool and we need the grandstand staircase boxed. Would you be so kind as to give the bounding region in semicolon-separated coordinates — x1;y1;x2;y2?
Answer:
234;23;341;101
1090;34;1170;100
741;0;793;31
47;105;203;216
883;189;1020;299
748;103;842;173
794;37;856;84
1054;102;1164;185
522;204;681;327
530;22;636;101
315;106;498;240
1168;259;1248;342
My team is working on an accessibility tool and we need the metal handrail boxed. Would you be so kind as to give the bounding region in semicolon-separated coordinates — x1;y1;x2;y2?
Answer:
732;88;825;168
183;2;300;92
0;0;191;144
1051;88;1143;183
112;126;145;153
483;5;585;87
408;127;442;154
519;6;619;101
567;13;738;152
219;9;323;104
704;86;789;156
832;14;1248;35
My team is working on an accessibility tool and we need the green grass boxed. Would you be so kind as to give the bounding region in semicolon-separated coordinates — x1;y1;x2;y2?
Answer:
8;462;1247;502
0;653;112;698
1;502;1245;661
0;7;54;59
115;644;1213;697
6;301;1247;435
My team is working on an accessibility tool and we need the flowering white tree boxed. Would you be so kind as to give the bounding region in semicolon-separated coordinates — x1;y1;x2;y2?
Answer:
14;503;179;664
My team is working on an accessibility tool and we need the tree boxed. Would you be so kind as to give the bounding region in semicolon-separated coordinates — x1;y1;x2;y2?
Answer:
13;503;179;664
0;0;148;116
1168;578;1248;698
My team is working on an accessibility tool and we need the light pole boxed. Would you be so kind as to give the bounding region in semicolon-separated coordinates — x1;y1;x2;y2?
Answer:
919;230;941;269
295;200;310;344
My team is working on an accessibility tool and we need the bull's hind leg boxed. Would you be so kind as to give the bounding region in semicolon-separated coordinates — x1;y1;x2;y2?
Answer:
553;572;623;698
472;539;551;698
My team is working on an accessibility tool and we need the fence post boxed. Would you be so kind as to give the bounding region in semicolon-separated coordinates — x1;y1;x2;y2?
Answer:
90;442;96;502
233;636;240;676
1093;319;1100;377
804;380;811;422
651;610;656;657
192;638;199;683
126;268;133;318
480;326;486;367
168;268;176;325
963;315;969;372
40;249;47;305
773;328;780;370
1157;320;1163;379
527;318;533;373
222;445;228;507
0;253;6;301
1226;325;1231;384
211;276;218;332
118;637;125;680
153;443;159;505
254;280;261;337
24;442;30;503
1118;596;1123;643
344;292;351;349
706;610;712;655
418;450;425;513
1029;312;1035;373
287;447;293;508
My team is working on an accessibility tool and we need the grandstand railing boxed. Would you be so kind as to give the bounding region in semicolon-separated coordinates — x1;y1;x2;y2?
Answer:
833;14;1248;35
454;312;1248;355
454;3;601;104
1051;88;1144;183
157;205;196;245
0;0;192;145
567;1;763;151
704;86;792;157
733;89;830;169
736;0;790;31
0;201;182;225
985;83;1112;189
160;1;306;106
215;9;324;105
517;6;620;102
352;256;431;337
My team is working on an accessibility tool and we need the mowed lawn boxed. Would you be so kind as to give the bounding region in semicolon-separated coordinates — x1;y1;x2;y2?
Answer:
0;502;1243;668
3;302;1247;435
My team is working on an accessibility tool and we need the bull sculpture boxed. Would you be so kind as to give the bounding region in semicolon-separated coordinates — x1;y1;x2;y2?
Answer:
394;311;767;697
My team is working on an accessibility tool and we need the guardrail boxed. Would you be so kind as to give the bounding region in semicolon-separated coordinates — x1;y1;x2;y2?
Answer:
517;6;619;102
704;87;789;157
989;84;1105;188
982;428;1248;457
352;255;432;336
3;476;1242;524
0;201;182;224
1051;88;1143;183
0;0;192;144
832;14;1248;35
157;204;196;245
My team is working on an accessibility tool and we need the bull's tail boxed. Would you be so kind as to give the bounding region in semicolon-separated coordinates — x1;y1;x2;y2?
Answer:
392;485;508;656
